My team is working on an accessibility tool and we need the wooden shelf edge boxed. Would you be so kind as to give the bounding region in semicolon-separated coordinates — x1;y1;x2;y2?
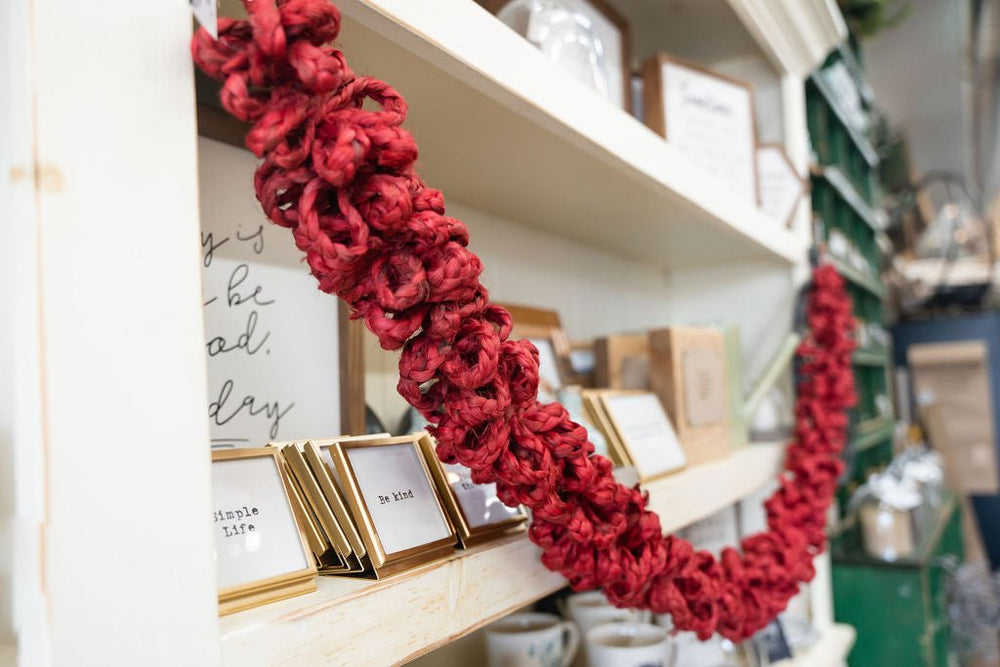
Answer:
851;417;894;452
220;444;788;665
852;348;889;366
810;74;879;167
813;166;881;232
0;643;15;667
773;623;856;667
828;255;885;299
644;442;786;533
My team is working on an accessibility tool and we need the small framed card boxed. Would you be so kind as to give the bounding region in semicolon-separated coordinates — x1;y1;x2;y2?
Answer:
596;391;687;482
326;435;457;577
417;434;528;547
756;144;807;228
642;54;759;209
278;442;366;574
211;448;317;615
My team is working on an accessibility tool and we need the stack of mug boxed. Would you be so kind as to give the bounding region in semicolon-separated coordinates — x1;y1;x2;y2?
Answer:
484;591;672;667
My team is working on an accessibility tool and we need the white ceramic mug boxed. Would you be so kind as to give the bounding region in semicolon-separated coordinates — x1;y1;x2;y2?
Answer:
486;612;580;667
585;622;671;667
559;591;650;636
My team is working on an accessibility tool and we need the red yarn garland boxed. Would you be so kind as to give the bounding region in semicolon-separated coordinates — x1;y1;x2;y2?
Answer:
192;1;856;641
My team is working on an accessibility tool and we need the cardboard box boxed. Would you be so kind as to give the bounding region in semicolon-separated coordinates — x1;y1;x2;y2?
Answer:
910;341;999;494
649;326;730;465
595;333;650;390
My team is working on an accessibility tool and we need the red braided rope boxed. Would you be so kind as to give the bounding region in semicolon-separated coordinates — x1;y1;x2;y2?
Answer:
192;1;856;641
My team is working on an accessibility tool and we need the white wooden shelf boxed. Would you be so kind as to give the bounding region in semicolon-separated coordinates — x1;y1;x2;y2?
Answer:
645;442;785;532
774;623;856;667
324;0;807;269
219;442;786;666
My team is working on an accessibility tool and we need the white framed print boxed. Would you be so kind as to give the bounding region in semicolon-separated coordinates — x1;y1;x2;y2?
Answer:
598;391;687;482
417;434;527;547
756;144;807;228
211;448;317;615
327;435;456;576
642;54;759;209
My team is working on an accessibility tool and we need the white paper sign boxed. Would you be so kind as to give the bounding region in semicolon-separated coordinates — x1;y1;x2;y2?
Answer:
347;444;453;555
661;61;757;208
212;456;309;590
605;393;686;478
756;146;804;226
443;462;522;529
530;337;563;403
200;139;340;447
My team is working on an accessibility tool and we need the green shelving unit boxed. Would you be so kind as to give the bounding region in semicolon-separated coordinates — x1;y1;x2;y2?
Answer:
831;496;964;667
805;41;967;667
807;45;895;490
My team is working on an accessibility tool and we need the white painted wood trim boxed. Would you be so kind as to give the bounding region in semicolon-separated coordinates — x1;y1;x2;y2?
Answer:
16;0;221;664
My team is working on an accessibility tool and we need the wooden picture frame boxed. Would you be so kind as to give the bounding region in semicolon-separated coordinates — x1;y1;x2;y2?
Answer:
648;327;731;466
480;0;632;112
594;390;687;482
498;303;575;398
595;332;650;390
325;435;457;577
642;54;759;209
417;433;528;547
756;143;807;229
211;448;318;615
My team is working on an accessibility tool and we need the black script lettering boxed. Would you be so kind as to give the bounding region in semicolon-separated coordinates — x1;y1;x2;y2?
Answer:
208;379;295;439
226;264;275;308
206;310;271;357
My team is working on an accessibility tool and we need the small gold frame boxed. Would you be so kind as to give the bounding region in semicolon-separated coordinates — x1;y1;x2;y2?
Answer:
417;433;528;548
211;448;318;616
594;390;688;483
325;435;457;578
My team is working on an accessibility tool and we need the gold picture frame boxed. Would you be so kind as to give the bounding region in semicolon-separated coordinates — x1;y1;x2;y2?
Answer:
211;448;318;616
594;390;687;483
325;435;457;577
416;433;528;548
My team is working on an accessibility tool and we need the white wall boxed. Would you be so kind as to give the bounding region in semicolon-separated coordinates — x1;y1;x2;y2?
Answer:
366;201;800;430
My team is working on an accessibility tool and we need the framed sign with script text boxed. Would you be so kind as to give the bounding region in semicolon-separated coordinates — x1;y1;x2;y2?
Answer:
597;391;687;482
197;128;364;451
417;434;527;547
756;144;807;228
642;54;759;209
211;448;317;615
325;435;457;577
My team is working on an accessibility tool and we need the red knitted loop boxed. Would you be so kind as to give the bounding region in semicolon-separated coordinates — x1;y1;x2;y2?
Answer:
192;2;856;642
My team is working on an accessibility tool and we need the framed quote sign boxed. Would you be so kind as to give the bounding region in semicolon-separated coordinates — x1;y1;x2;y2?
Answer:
417;434;527;547
211;448;317;615
596;391;687;482
325;435;456;577
642;54;759;208
756;144;807;228
498;303;574;402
